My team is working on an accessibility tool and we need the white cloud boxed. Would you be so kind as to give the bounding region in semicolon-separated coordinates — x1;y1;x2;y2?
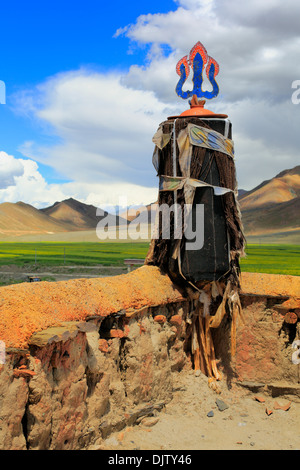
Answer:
11;0;300;206
119;0;300;104
0;151;158;210
0;152;67;207
17;71;178;190
115;0;300;189
0;152;24;189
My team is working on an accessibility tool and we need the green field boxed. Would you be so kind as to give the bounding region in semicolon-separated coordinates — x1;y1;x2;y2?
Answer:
0;242;149;267
240;244;300;276
0;242;299;276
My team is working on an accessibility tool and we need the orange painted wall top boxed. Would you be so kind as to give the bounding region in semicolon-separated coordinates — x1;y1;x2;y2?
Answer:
0;267;298;349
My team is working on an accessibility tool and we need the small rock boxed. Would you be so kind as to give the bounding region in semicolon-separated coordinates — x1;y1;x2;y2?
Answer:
254;395;265;403
207;410;214;417
273;399;291;411
215;398;229;412
154;315;167;324
194;370;201;377
98;339;109;353
284;312;298;324
109;329;125;338
13;368;36;378
141;417;159;427
169;315;182;327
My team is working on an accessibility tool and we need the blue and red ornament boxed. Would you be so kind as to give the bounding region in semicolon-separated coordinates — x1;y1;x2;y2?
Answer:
175;41;220;101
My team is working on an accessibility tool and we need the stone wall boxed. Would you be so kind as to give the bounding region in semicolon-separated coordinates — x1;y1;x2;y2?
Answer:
0;300;190;450
0;268;299;450
213;292;300;392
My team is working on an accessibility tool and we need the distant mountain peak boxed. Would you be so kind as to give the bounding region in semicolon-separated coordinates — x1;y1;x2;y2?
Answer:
274;165;300;179
238;165;300;238
41;197;128;228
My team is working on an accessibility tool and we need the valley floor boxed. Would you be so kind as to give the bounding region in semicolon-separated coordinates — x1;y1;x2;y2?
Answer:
0;264;127;285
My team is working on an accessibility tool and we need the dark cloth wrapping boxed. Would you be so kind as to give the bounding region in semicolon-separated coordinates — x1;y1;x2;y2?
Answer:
145;116;245;292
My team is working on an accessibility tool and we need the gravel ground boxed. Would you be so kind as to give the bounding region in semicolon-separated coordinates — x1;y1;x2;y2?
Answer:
99;370;300;451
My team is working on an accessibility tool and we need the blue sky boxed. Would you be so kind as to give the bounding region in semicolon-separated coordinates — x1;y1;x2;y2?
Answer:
1;1;176;86
1;0;175;182
1;0;300;209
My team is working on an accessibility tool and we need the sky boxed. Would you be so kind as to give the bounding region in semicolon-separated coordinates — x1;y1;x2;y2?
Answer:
0;0;300;210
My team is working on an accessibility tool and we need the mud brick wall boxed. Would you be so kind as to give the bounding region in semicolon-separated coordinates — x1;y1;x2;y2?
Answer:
0;266;190;450
0;305;189;450
0;267;299;450
214;273;300;393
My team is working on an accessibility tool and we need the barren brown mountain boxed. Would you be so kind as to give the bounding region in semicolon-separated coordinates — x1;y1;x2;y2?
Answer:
41;197;128;229
0;167;298;241
239;166;300;238
239;166;300;211
0;201;75;236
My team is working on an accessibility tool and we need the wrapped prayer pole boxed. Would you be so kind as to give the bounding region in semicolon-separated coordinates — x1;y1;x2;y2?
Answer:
145;42;246;384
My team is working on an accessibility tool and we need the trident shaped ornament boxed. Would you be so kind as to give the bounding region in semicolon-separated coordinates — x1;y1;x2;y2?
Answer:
175;41;219;101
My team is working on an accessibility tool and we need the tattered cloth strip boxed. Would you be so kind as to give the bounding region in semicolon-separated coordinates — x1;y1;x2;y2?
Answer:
188;124;234;158
159;174;234;203
146;116;245;281
152;122;235;174
145;117;246;379
159;174;233;195
191;280;245;385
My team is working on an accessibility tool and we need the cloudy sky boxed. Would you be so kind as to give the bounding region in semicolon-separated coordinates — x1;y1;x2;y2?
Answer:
0;0;299;210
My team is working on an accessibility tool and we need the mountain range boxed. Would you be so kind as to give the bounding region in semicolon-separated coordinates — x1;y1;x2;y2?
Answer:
0;166;299;243
238;165;300;241
0;198;128;238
